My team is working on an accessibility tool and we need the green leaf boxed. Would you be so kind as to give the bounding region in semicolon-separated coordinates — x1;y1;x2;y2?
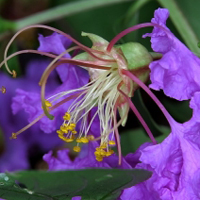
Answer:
0;173;46;200
15;0;132;31
121;126;170;155
0;17;15;33
132;89;165;137
162;99;192;123
1;169;152;200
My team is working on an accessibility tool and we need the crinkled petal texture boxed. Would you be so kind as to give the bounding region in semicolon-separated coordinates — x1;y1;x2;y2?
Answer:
0;69;61;172
121;121;200;199
12;32;89;133
43;141;133;170
143;8;200;100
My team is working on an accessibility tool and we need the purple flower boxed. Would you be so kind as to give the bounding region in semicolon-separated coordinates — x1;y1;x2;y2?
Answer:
143;8;200;100
0;60;62;172
43;140;134;171
12;32;89;133
120;120;200;199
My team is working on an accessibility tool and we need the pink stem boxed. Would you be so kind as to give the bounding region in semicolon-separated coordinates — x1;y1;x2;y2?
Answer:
107;22;173;52
118;86;156;144
122;69;174;126
13;92;80;137
107;23;153;52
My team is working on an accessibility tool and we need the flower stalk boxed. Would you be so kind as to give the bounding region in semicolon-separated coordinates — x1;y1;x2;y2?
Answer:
2;19;176;165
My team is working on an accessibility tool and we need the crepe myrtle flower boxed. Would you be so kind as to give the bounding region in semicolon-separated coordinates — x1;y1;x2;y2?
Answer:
119;93;200;200
1;8;180;164
0;60;63;172
143;8;200;101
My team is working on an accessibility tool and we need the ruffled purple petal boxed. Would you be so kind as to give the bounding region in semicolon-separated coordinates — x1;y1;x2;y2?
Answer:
184;92;200;150
143;8;200;100
122;120;200;199
38;32;80;83
0;131;29;172
11;32;89;133
38;32;72;57
0;66;62;172
44;141;133;171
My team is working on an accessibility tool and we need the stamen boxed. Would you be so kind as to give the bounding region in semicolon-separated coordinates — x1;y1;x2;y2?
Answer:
0;48;80;70
11;92;81;139
73;146;81;152
12;70;17;78
113;107;122;165
117;84;156;144
39;55;111;120
107;22;173;52
0;86;6;94
121;69;174;126
10;133;17;139
2;24;114;75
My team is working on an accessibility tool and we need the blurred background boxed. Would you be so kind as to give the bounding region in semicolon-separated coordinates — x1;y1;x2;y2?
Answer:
0;0;199;170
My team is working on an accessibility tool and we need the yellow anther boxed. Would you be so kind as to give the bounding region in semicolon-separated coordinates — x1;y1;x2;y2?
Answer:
1;86;6;94
66;138;74;142
94;151;101;156
76;138;82;143
11;133;17;139
100;149;106;156
96;147;101;151
63;112;70;121
67;126;74;131
45;100;52;107
87;135;94;141
58;134;73;143
73;146;81;152
60;126;68;133
106;150;114;157
96;156;103;162
95;148;106;156
72;130;77;134
80;137;89;143
12;70;17;78
100;144;107;149
58;134;65;141
109;140;116;145
57;130;63;135
69;123;76;128
71;135;75;140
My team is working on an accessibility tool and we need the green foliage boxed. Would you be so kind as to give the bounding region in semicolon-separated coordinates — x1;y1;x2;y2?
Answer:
120;126;170;155
0;17;15;33
0;169;152;200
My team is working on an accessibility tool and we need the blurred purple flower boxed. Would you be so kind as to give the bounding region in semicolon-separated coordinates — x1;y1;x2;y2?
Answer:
0;60;62;172
143;8;200;101
12;32;89;133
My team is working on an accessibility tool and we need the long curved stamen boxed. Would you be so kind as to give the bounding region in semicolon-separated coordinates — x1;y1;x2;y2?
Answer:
40;55;111;119
11;92;81;139
114;107;122;165
121;69;174;125
39;49;111;86
107;22;173;52
106;103;129;136
117;83;156;144
0;47;81;70
3;25;115;76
